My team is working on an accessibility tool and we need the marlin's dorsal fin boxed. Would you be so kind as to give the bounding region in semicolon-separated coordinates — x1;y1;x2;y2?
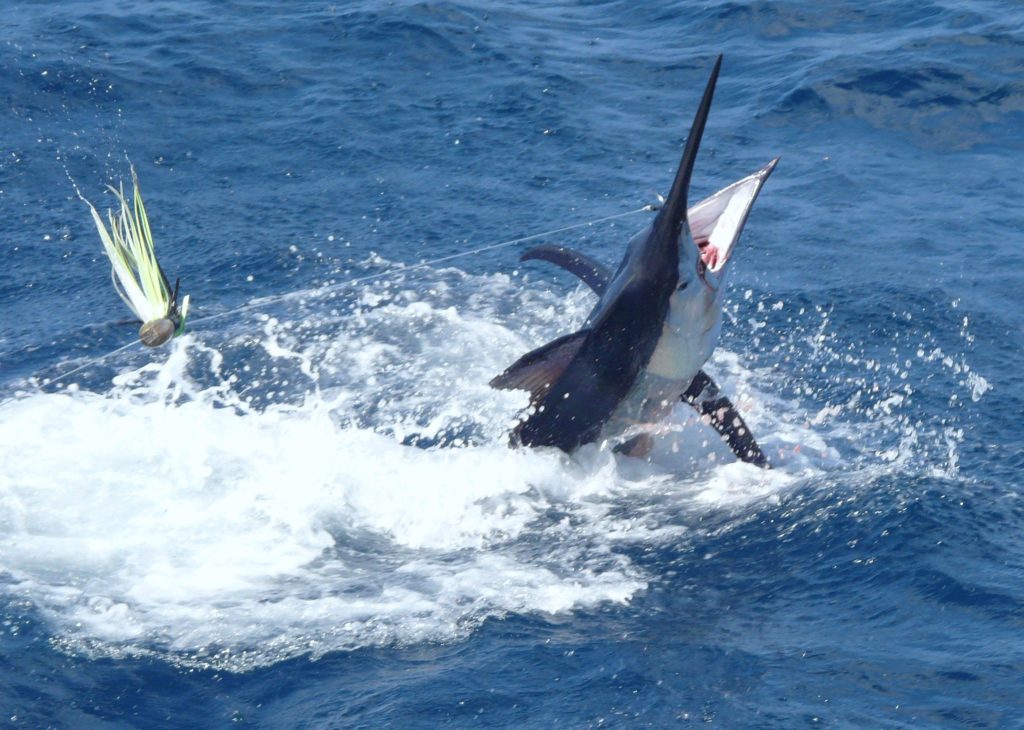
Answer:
682;370;771;468
520;246;613;296
490;330;590;402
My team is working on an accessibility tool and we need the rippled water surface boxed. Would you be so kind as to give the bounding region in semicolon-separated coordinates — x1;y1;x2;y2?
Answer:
2;1;1022;727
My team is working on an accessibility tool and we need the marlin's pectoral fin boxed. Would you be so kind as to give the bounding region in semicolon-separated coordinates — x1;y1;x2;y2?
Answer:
490;329;590;402
683;370;771;469
520;246;613;296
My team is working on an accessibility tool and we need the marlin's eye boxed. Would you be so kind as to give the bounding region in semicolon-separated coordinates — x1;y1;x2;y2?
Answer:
676;280;689;291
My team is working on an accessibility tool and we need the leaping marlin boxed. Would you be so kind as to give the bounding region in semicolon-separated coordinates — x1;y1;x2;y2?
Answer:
491;56;777;467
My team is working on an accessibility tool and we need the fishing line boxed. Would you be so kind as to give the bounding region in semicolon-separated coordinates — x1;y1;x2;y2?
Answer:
42;340;141;386
38;204;655;386
189;205;653;327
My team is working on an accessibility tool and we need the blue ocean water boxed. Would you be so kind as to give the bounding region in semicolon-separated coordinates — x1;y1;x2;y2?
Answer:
2;0;1023;726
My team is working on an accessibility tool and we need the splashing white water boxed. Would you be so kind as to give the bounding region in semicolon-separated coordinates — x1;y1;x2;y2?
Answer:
0;265;904;670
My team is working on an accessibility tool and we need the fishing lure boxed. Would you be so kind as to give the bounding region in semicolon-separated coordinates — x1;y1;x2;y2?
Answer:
86;169;189;347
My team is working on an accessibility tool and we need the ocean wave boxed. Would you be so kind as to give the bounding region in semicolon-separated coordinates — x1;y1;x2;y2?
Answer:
0;265;858;670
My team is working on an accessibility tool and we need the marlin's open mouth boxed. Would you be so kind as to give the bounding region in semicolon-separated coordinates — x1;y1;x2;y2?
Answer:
689;157;779;277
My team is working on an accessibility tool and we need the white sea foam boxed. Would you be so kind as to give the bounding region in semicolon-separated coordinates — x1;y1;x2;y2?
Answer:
0;266;927;670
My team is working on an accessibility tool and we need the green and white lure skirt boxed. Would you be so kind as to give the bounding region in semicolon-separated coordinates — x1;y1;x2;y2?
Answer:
86;169;189;347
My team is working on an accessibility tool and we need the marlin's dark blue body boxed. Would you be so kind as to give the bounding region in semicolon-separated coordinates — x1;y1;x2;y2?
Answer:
493;56;775;467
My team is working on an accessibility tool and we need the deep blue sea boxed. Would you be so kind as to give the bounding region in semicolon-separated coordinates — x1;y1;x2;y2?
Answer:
2;1;1023;727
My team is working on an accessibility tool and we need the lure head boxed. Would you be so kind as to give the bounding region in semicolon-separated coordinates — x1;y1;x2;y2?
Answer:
139;318;176;347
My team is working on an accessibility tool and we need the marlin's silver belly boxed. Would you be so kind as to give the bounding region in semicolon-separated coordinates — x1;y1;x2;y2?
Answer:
600;369;687;443
600;284;723;443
